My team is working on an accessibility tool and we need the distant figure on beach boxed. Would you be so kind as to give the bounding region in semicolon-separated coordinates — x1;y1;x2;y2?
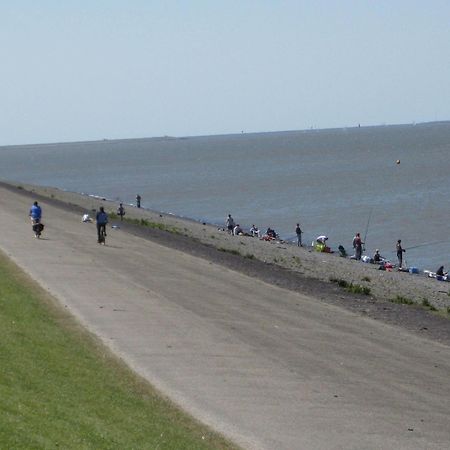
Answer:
117;203;125;221
226;214;235;234
250;224;260;237
352;232;363;260
136;194;141;208
295;223;303;247
396;239;405;268
233;224;243;236
436;266;447;276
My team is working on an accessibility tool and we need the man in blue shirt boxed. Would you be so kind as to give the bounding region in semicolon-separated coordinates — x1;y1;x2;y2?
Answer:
29;201;42;222
29;201;43;238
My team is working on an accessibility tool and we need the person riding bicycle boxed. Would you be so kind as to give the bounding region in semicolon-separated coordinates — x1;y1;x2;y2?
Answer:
29;201;42;223
29;201;43;237
96;206;108;243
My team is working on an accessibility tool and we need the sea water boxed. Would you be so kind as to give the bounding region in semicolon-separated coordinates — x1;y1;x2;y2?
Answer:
1;122;450;271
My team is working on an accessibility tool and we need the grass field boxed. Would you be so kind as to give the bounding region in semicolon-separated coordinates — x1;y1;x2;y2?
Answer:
0;251;239;450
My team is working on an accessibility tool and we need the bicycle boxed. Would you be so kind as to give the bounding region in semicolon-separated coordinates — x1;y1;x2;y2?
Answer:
32;219;44;238
98;223;107;245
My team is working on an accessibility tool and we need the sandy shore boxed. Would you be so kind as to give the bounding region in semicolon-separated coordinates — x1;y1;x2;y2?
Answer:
3;180;450;343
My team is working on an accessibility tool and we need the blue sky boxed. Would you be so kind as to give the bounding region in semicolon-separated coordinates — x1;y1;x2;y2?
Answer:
1;1;449;145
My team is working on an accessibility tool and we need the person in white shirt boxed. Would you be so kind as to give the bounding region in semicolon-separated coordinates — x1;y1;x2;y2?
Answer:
233;224;243;236
250;224;260;237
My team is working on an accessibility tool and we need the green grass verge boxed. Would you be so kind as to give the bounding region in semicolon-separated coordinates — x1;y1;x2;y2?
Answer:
0;252;238;450
109;212;182;235
329;278;371;295
387;295;450;317
389;295;415;305
217;247;241;256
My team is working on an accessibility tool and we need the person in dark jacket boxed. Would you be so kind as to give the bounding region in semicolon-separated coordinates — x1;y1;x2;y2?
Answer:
96;206;108;243
295;223;303;247
396;239;405;268
117;203;125;221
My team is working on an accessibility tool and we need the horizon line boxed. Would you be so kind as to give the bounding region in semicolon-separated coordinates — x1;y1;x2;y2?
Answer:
1;119;449;149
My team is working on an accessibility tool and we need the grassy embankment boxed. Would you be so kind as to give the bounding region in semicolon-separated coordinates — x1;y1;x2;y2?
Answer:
0;251;238;450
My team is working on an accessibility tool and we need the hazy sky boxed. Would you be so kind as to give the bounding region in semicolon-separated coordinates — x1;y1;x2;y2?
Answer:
1;1;449;145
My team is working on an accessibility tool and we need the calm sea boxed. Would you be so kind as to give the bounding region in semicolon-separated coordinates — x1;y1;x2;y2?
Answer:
1;122;450;271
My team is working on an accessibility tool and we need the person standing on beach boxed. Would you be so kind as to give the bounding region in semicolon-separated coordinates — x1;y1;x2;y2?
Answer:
295;223;303;247
117;203;125;221
352;232;363;260
396;239;405;268
136;194;141;208
226;214;235;234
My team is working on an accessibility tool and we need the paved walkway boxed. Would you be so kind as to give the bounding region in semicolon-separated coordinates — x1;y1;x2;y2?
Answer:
1;186;450;450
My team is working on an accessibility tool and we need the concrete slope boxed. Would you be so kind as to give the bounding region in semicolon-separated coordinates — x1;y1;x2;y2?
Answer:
1;186;449;450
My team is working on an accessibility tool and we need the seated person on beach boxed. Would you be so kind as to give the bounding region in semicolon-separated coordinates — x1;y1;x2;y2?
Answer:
436;266;447;276
314;235;332;253
261;227;277;241
250;224;260;237
233;224;243;236
338;245;347;257
373;249;385;263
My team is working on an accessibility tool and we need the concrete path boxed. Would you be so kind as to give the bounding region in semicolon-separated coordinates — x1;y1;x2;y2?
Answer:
1;186;450;450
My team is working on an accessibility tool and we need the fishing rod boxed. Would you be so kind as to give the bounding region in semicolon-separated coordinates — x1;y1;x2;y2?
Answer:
362;208;373;252
384;239;445;255
404;240;444;251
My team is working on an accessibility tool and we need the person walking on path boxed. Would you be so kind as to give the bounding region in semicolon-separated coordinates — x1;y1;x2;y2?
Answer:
136;194;141;208
226;214;235;234
295;223;303;247
96;206;109;243
352;232;363;260
117;203;125;221
396;239;406;268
